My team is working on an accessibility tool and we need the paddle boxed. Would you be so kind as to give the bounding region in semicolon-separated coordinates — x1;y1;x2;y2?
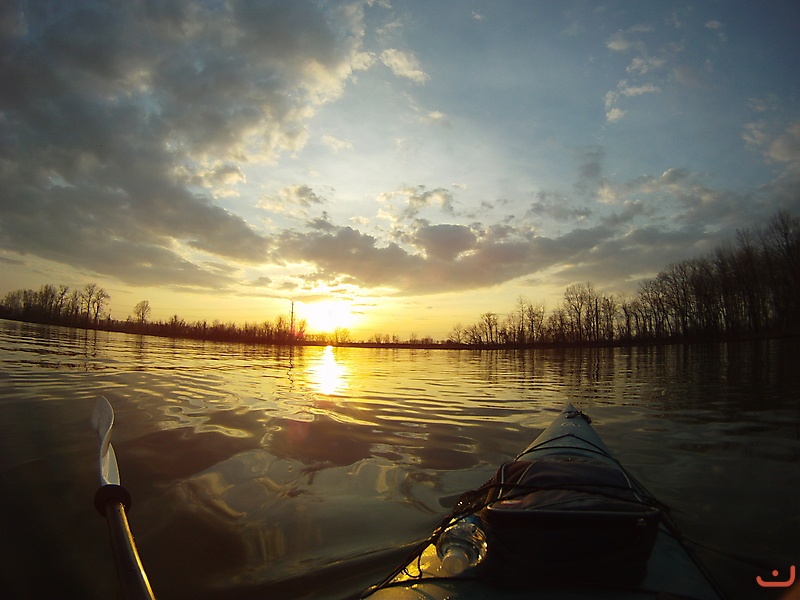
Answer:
92;396;156;600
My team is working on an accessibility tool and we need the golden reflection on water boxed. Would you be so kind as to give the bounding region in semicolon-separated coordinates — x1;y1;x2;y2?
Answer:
308;345;349;395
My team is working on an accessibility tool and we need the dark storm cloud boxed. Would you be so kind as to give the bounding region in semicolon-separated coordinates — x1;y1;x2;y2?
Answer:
0;0;363;288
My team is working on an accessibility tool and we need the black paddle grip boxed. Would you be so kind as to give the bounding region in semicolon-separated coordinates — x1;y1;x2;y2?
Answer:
95;484;132;515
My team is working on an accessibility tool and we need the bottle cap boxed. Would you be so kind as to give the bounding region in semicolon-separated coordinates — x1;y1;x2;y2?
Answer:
441;547;470;575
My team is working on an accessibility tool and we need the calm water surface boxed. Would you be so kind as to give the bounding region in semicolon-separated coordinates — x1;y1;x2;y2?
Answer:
0;319;797;600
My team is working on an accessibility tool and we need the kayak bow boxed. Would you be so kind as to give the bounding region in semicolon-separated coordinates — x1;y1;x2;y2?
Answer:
92;396;156;600
363;404;725;600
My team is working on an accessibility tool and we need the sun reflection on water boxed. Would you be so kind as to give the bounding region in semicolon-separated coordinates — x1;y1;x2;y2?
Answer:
308;346;349;395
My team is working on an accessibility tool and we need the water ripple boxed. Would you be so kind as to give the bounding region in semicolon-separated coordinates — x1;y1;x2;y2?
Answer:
0;321;797;600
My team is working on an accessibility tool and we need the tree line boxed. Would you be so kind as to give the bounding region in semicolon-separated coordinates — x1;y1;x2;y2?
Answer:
0;283;315;345
0;282;110;327
1;210;797;348
448;211;799;346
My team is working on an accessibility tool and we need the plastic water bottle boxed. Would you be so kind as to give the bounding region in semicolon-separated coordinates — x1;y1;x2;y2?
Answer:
435;515;488;575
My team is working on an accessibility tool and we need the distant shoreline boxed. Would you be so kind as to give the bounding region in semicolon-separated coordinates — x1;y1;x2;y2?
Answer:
2;315;796;352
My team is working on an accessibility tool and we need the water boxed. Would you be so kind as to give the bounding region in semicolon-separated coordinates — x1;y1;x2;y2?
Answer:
0;319;797;599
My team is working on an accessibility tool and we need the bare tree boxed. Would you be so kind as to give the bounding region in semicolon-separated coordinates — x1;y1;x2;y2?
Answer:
525;301;546;344
332;327;350;345
480;312;499;345
448;323;466;344
563;283;594;342
81;283;98;322
91;288;110;322
133;300;151;325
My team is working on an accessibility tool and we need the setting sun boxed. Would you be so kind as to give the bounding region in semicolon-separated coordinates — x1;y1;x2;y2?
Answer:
299;300;360;334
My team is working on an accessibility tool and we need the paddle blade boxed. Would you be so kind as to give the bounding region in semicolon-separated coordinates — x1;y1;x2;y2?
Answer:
93;396;120;486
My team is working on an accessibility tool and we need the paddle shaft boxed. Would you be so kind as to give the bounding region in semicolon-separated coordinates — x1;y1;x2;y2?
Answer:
101;494;156;600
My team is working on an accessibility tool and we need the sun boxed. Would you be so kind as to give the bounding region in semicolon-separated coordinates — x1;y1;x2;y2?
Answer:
300;300;360;334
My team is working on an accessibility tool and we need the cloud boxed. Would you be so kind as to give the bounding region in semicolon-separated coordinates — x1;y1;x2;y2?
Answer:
322;134;354;152
380;48;430;84
573;146;608;199
747;96;779;114
604;80;660;122
606;24;653;52
743;121;800;175
281;185;326;207
1;1;794;310
606;32;632;52
268;151;787;298
423;110;449;125
257;185;327;221
249;276;273;287
526;190;592;222
767;122;800;167
626;56;666;76
268;206;634;296
620;83;661;97
671;64;704;87
185;163;245;198
0;0;366;287
379;185;456;221
704;19;727;42
412;224;477;261
606;107;627;123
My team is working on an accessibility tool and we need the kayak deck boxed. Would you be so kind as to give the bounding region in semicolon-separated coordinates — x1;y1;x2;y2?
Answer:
366;523;721;599
364;404;724;600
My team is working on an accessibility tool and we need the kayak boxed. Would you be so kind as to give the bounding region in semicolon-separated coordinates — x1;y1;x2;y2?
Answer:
361;404;725;600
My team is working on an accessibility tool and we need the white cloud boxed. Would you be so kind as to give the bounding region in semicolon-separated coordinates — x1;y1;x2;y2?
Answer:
747;96;778;113
604;80;660;122
380;48;430;84
421;110;450;127
621;83;660;97
743;121;800;174
606;24;653;52
322;134;354;152
704;20;727;42
768;122;800;172
259;185;326;215
742;122;769;147
606;31;632;52
606;107;627;123
626;56;666;75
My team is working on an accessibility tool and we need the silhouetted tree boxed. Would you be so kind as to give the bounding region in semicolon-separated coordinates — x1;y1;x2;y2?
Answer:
133;300;151;325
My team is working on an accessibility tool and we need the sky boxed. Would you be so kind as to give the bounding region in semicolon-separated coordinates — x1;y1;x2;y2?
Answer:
1;0;798;340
